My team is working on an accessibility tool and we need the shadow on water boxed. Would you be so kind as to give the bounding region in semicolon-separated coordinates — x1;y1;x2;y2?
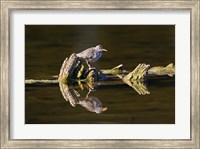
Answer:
25;25;175;124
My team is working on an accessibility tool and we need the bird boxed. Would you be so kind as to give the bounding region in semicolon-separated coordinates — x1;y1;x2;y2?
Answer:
76;45;107;68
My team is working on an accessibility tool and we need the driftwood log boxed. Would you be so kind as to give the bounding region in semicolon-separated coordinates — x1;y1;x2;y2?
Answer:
25;53;175;95
24;53;175;113
57;53;174;82
58;53;108;84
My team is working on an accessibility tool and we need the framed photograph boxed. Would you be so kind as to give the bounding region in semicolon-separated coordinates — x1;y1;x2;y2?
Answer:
1;0;199;148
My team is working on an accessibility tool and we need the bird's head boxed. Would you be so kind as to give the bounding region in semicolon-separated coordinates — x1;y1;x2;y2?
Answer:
95;45;107;52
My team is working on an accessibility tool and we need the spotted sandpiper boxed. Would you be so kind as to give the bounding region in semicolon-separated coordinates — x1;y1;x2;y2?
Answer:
76;45;107;68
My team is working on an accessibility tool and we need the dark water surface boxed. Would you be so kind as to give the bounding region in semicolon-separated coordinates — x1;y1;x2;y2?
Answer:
25;25;175;124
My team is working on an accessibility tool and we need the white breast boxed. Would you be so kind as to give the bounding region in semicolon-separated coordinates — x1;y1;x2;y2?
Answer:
90;51;102;62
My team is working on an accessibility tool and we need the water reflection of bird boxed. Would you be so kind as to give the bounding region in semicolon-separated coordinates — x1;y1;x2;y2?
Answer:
78;97;107;114
59;82;107;114
76;45;107;68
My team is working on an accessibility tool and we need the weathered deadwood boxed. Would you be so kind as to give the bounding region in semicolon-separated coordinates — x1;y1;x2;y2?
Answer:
122;63;150;81
58;53;108;83
26;53;175;96
148;63;175;77
100;64;128;75
25;79;59;84
58;53;79;83
26;63;174;86
118;63;150;95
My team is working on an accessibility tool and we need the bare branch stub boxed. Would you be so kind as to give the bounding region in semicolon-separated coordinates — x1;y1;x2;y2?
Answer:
59;53;79;83
123;63;150;81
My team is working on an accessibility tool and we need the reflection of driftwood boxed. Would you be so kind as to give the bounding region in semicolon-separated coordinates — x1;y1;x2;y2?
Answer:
123;80;150;95
59;82;107;114
97;64;150;95
59;83;78;107
118;64;150;95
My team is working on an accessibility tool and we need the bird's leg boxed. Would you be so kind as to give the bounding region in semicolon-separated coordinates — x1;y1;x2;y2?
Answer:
86;89;91;98
84;59;96;71
85;60;92;69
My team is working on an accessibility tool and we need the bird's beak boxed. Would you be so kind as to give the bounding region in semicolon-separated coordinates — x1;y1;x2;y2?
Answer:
102;49;108;52
102;107;108;112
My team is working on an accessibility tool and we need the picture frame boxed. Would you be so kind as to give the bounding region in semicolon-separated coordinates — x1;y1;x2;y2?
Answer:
1;0;199;148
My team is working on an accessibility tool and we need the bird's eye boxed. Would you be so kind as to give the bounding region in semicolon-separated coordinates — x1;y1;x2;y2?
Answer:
97;45;102;49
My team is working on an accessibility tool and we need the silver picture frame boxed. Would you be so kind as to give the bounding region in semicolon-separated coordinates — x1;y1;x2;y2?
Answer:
1;1;199;148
